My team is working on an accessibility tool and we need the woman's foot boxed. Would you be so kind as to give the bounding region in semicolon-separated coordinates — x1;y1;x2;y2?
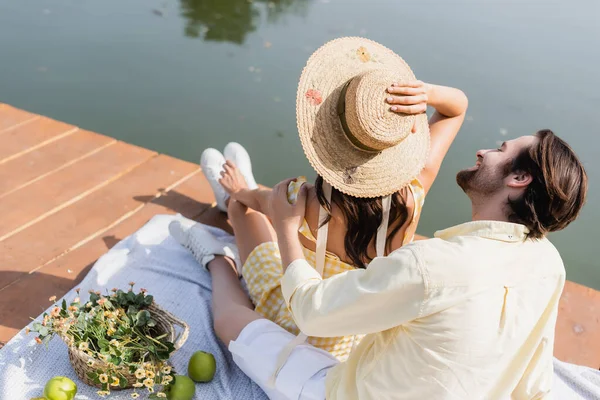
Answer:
200;148;229;212
224;142;258;190
219;160;251;201
169;220;242;276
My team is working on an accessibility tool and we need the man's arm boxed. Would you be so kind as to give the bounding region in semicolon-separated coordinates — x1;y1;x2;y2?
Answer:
278;227;425;337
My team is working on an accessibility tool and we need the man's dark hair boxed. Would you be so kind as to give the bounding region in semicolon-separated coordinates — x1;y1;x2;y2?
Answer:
507;129;587;238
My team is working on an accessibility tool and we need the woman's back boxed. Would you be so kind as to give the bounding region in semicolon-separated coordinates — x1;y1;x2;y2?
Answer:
300;179;423;266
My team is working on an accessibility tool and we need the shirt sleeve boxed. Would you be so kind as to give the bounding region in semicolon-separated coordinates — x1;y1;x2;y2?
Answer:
281;247;426;337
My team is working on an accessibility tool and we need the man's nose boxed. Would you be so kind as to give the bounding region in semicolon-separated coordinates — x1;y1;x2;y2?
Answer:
476;149;491;158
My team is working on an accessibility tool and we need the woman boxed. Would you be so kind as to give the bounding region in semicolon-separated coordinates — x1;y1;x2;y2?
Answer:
170;37;467;398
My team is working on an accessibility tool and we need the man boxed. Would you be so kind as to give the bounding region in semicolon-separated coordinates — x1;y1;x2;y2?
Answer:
171;129;587;399
272;129;588;399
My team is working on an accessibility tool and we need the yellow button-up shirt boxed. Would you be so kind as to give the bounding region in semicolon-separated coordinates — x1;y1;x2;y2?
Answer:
281;221;565;399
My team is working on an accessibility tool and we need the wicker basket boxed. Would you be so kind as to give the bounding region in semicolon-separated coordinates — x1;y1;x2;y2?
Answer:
66;302;189;389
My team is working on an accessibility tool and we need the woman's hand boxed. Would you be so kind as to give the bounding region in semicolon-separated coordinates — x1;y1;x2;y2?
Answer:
269;178;308;237
219;160;249;200
386;80;432;132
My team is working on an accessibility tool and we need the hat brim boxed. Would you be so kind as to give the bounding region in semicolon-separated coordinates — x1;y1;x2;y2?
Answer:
296;37;430;198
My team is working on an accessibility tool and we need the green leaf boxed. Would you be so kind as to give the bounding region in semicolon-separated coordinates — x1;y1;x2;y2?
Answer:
118;373;128;388
126;291;136;303
135;293;145;305
38;327;49;336
42;335;52;345
61;299;67;311
115;291;126;306
135;310;150;327
89;292;100;303
147;319;156;328
86;372;97;380
143;295;154;306
32;322;42;331
157;351;170;360
98;338;109;350
127;305;139;317
110;355;122;366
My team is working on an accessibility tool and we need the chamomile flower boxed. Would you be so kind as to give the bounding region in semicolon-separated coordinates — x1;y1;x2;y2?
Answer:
143;378;154;388
135;369;146;379
99;374;109;384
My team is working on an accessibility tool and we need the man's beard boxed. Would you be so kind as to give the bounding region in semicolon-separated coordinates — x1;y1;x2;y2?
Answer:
456;165;504;196
456;169;476;193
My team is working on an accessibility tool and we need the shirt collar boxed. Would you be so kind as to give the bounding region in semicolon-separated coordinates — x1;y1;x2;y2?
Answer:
434;220;530;242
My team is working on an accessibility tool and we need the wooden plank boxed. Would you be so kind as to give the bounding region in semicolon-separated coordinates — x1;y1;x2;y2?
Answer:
0;117;78;162
0;130;115;197
0;105;38;133
0;141;155;239
0;155;199;289
555;280;600;368
0;172;212;343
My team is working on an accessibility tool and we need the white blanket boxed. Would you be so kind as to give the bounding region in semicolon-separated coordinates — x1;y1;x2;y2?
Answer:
1;214;599;399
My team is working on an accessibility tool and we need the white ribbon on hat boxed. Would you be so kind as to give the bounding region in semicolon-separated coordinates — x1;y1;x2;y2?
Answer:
268;182;391;388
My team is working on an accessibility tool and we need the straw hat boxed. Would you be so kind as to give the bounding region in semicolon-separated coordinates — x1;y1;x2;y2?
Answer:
296;37;430;198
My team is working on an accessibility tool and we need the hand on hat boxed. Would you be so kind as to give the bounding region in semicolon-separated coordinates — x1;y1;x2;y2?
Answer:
386;80;431;133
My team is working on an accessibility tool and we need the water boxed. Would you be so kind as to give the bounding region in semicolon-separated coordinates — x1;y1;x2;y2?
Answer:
1;0;598;288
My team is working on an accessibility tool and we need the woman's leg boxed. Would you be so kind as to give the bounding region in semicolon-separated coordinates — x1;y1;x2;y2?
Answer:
209;256;261;344
227;198;277;264
209;256;336;400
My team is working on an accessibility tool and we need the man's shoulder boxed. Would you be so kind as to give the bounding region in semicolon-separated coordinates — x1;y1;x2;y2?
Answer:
399;235;566;280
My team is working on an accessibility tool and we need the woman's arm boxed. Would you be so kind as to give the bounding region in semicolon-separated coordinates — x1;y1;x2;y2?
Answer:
387;81;468;194
231;187;272;214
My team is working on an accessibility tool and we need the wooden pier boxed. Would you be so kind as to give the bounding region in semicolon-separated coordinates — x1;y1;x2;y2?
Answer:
0;103;598;369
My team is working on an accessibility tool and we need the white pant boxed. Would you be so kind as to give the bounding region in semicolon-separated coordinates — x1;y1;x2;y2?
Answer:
229;319;340;400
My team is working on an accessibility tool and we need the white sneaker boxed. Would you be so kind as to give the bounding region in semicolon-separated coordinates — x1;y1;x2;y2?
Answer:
169;220;242;276
200;148;229;212
224;142;258;190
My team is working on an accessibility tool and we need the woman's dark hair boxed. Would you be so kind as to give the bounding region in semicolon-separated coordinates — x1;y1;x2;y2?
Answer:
315;176;409;268
507;129;587;238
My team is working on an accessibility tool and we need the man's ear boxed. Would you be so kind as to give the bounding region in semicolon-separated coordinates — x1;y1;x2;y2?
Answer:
507;171;532;189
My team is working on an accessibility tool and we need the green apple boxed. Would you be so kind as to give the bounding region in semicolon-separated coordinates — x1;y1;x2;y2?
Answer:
188;350;216;382
165;375;195;400
43;376;77;400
